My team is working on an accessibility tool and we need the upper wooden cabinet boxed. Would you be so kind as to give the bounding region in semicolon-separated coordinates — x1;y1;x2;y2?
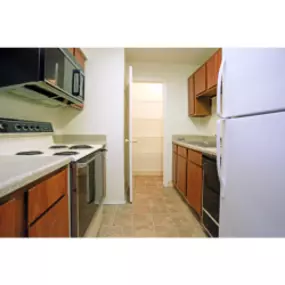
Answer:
194;65;207;96
188;74;211;117
206;49;222;90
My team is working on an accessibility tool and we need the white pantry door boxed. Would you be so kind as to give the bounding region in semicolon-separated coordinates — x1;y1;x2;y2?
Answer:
127;66;133;202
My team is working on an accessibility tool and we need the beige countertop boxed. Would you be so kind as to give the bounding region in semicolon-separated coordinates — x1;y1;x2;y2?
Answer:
0;156;71;199
173;140;217;157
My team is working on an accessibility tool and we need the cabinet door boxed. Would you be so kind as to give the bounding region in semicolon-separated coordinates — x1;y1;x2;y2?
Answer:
187;161;202;216
74;48;86;70
188;75;195;116
29;196;69;238
177;156;187;196
172;151;177;188
28;168;68;224
0;193;24;237
194;65;206;96
206;49;222;90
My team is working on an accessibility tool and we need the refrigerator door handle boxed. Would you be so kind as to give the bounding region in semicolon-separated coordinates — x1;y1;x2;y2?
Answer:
216;118;225;197
217;56;225;118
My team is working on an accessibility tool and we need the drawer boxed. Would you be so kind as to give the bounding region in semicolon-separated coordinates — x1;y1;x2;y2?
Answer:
177;146;187;158
28;168;68;224
188;149;202;166
29;196;69;238
172;144;178;153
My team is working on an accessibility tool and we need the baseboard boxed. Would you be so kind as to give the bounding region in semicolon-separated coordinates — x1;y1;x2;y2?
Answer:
167;181;174;187
103;200;126;205
133;171;163;176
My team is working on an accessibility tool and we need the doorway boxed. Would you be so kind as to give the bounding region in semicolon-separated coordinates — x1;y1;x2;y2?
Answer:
131;82;164;186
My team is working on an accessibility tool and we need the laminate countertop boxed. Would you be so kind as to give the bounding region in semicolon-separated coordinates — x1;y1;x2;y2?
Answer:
0;156;71;199
173;140;217;157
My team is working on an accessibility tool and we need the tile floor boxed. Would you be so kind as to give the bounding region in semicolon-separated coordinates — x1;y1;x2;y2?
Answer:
98;176;207;238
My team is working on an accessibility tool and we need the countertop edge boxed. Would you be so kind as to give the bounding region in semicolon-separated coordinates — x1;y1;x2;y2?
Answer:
0;158;71;199
172;140;217;156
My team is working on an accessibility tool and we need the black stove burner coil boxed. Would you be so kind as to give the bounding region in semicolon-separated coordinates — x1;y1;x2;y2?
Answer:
53;151;79;156
16;151;43;155
49;145;68;149
69;145;93;149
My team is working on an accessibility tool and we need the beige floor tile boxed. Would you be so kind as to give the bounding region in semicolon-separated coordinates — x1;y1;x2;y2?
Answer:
152;214;175;227
177;226;195;237
133;204;151;214
113;213;134;227
155;226;179;237
103;205;117;215
170;212;198;227
98;226;122;237
101;213;115;226
192;227;207;238
134;214;154;228
116;204;133;215
134;227;156;237
150;203;169;214
121;227;135;237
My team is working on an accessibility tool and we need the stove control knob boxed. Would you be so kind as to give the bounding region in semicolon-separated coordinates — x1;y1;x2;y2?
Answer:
0;123;7;132
23;125;28;131
35;126;40;131
15;124;22;131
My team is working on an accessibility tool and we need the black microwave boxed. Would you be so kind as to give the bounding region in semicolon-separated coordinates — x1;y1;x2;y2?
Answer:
0;48;85;109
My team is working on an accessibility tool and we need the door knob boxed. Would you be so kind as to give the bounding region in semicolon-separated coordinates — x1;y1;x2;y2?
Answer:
125;139;138;143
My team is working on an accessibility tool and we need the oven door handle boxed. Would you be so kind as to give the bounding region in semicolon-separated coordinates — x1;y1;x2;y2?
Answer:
77;158;96;204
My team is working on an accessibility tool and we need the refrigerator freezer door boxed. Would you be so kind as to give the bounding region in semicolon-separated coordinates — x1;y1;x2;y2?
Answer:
219;111;285;237
222;48;285;118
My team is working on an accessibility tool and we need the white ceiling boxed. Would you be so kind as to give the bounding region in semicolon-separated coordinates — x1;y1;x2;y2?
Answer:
125;48;218;65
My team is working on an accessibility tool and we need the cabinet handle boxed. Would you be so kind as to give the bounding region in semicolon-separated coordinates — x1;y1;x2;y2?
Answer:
217;57;225;118
216;119;225;197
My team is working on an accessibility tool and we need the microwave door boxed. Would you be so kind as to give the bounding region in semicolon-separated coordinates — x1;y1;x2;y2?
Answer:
72;69;81;96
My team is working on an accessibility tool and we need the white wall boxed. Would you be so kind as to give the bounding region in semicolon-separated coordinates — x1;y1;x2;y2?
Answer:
59;48;125;204
0;92;63;131
127;62;217;186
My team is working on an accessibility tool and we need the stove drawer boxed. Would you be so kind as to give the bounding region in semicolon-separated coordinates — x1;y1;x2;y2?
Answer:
28;168;68;224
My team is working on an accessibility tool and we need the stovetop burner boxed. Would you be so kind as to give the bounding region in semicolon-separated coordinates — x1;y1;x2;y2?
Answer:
53;151;79;156
69;144;93;149
16;151;44;155
49;145;68;149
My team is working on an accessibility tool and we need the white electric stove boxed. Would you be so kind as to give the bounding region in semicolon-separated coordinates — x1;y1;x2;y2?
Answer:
0;117;106;237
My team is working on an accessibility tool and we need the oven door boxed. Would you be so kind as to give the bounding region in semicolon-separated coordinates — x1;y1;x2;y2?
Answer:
43;48;84;102
77;156;97;237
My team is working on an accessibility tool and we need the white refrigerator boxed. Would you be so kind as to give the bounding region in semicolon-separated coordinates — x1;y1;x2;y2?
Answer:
217;48;285;237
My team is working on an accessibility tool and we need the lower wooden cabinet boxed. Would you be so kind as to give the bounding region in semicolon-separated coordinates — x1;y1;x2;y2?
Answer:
0;193;25;237
29;196;69;238
172;143;203;218
177;155;187;195
187;160;203;216
0;167;69;238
